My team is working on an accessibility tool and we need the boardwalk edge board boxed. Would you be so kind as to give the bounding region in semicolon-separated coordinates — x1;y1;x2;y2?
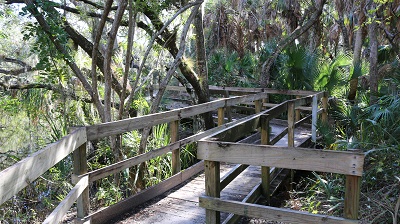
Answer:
200;196;358;224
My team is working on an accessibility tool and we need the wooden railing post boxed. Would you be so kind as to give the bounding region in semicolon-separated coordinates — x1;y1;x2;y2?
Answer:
321;92;328;123
255;100;262;114
217;107;225;126
205;160;220;224
311;95;318;142
287;101;295;188
260;115;270;204
287;101;295;147
224;90;232;122
262;93;268;110
72;131;89;219
170;120;180;175
344;149;361;220
344;175;361;219
295;96;301;122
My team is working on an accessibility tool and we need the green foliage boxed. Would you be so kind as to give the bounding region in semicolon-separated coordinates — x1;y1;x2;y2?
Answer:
146;123;171;186
315;53;353;95
96;183;123;206
287;172;345;216
180;142;198;170
208;49;257;87
275;46;319;90
21;1;72;86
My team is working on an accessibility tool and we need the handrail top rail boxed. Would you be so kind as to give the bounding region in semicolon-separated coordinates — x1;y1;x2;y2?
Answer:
86;90;325;141
156;85;325;96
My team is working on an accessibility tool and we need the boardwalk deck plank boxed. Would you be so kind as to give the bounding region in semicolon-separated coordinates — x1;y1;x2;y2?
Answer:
115;123;311;224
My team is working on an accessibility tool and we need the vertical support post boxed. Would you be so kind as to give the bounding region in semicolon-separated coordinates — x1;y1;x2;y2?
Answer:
217;107;225;126
170;120;180;175
287;101;295;147
224;90;232;122
72;139;89;219
344;175;361;219
287;101;295;188
321;92;328;123
311;95;318;142
261;115;270;204
255;100;262;114
205;160;220;224
295;96;301;122
262;93;268;110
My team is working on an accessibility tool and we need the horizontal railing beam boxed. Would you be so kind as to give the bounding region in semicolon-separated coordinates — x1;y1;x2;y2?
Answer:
0;128;86;205
198;141;364;176
44;176;89;224
86;93;271;140
85;111;269;181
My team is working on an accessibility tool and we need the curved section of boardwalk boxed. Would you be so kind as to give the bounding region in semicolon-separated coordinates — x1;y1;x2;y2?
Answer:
115;123;311;224
116;164;261;224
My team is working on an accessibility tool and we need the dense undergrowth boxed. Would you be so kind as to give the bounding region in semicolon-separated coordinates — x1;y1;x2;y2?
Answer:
285;86;400;222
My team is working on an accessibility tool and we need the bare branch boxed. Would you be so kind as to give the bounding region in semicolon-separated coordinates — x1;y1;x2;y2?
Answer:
124;0;204;112
90;0;113;122
260;0;327;87
0;56;35;76
119;0;136;120
103;0;127;122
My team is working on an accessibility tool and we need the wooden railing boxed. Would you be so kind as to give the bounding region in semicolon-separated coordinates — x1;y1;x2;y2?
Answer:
0;86;336;223
198;93;364;223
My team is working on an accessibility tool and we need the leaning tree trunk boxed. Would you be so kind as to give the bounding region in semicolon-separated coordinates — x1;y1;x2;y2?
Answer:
348;0;366;102
194;3;214;130
260;0;326;88
133;5;201;191
103;0;127;186
368;0;378;105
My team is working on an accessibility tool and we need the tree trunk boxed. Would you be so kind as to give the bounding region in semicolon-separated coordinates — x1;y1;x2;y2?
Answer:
260;0;326;88
133;5;201;191
348;0;366;102
336;0;351;51
368;0;378;105
103;0;127;186
194;3;213;130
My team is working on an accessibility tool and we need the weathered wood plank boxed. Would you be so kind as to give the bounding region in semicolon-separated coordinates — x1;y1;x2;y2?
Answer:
261;115;270;203
86;100;223;140
198;141;364;176
87;113;269;182
89;160;205;224
72;142;89;218
344;175;361;219
312;95;318;141
86;92;274;140
0;128;86;205
170;120;180;175
270;127;288;145
322;92;328;123
200;196;358;224
158;85;323;96
44;176;89;224
205;160;221;223
223;183;262;224
218;107;225;126
220;164;249;190
214;117;259;142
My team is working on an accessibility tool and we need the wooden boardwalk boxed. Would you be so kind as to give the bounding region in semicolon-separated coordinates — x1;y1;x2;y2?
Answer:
115;123;311;224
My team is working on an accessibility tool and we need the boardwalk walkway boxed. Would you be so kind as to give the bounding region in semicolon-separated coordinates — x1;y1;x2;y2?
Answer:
115;122;311;224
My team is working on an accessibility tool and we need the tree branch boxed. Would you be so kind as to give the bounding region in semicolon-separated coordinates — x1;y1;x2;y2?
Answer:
260;0;327;88
0;56;34;76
